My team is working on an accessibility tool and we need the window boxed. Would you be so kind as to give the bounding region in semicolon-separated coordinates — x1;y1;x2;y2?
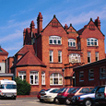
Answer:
49;50;53;62
68;39;76;47
87;38;98;46
42;72;45;85
50;73;63;85
18;71;26;80
79;71;84;82
58;51;62;63
95;52;99;61
87;52;91;63
30;71;39;85
69;53;81;63
49;36;61;45
100;67;106;79
89;69;94;80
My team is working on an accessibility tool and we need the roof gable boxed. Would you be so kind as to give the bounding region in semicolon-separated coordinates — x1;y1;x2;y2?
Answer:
42;15;67;34
16;51;45;67
78;18;105;37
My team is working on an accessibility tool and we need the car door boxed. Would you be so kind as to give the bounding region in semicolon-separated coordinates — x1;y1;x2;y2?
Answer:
95;86;105;99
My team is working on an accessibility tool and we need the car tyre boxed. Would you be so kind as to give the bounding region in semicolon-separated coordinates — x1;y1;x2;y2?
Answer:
40;99;44;102
65;98;71;105
84;99;93;106
54;97;59;103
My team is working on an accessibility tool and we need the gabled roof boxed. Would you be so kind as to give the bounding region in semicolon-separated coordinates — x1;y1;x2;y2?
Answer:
77;18;105;36
17;45;35;55
15;51;46;67
0;47;8;55
42;15;67;34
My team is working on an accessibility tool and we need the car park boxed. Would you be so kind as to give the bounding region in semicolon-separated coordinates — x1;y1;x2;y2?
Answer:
71;86;98;106
40;88;59;102
67;86;94;105
56;87;79;104
95;85;106;105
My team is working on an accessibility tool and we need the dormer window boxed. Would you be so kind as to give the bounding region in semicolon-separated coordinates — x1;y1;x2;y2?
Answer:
68;39;76;47
49;36;61;45
87;38;98;46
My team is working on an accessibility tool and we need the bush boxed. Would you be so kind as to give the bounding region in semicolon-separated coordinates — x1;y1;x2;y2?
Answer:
15;77;31;95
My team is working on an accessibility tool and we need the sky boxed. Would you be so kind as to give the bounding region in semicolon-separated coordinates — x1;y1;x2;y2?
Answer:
0;0;106;57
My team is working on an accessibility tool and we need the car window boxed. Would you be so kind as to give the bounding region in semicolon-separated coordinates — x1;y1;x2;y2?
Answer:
79;88;90;93
97;87;105;93
50;89;59;93
39;89;45;93
91;87;98;93
71;88;80;93
68;88;76;93
56;88;66;93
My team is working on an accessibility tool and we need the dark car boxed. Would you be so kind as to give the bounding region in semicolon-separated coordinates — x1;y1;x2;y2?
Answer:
95;85;106;105
56;87;79;104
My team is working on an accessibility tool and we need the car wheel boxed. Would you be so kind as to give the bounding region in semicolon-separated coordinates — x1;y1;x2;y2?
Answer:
84;99;93;106
40;99;44;102
65;98;71;105
54;97;59;103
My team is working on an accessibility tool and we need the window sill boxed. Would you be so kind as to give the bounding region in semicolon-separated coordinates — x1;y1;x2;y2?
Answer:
49;62;63;64
50;84;63;86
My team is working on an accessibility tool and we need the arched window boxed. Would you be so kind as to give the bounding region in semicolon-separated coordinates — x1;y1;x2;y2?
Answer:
69;53;81;63
50;73;63;85
68;39;76;47
49;36;61;45
87;38;98;46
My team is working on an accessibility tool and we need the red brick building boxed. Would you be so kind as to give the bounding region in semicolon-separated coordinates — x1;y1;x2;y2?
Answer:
74;58;106;86
6;12;105;93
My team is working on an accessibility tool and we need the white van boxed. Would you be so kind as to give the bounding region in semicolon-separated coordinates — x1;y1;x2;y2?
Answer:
0;79;17;99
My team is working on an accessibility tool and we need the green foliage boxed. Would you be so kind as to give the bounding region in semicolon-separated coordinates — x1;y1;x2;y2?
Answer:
15;77;31;95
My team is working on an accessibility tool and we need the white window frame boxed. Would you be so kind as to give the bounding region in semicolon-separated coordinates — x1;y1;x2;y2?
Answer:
49;36;61;45
87;52;91;63
30;71;39;85
89;69;94;81
58;51;62;63
95;52;99;61
69;53;81;63
50;73;63;85
79;71;84;82
18;71;26;80
49;50;53;62
42;71;45;85
100;67;106;79
87;38;98;46
68;39;76;47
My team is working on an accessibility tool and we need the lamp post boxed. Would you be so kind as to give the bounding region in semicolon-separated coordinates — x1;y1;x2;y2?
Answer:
62;68;65;87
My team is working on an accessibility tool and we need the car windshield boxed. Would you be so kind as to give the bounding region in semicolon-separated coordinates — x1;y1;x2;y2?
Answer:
39;89;45;93
71;88;80;93
0;84;16;89
50;89;59;93
56;88;66;93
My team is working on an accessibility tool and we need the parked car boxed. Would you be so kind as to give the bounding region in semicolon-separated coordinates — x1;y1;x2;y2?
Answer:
95;85;106;105
67;86;94;105
71;86;98;106
40;88;66;103
37;89;48;102
40;88;59;102
56;87;79;104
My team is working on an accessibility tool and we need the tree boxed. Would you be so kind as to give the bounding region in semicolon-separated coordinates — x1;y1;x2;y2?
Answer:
15;77;31;95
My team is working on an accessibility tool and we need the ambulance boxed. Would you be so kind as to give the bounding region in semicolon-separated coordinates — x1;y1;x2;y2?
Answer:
0;79;17;99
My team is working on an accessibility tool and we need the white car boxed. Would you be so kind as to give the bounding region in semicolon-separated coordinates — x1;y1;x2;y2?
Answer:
40;88;61;102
